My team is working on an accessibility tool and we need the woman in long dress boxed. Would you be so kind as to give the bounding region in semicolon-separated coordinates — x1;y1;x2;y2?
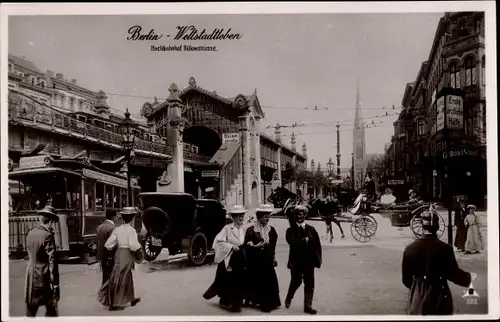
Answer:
99;207;142;311
244;204;281;312
464;205;484;254
203;205;247;313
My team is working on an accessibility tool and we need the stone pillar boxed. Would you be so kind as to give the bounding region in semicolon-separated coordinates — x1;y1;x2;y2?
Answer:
254;117;262;205
157;83;185;193
291;154;297;193
239;113;252;208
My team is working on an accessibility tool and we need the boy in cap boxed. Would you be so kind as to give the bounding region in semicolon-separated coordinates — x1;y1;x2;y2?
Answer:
24;206;60;317
402;207;476;314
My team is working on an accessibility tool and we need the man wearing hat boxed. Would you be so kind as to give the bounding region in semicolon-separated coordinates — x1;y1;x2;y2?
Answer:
284;205;322;314
402;207;476;315
96;209;117;289
24;206;60;317
203;187;219;201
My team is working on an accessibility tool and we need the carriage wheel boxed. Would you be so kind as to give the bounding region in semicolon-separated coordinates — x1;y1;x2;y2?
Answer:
350;215;378;243
410;211;446;239
143;234;162;262
188;232;208;266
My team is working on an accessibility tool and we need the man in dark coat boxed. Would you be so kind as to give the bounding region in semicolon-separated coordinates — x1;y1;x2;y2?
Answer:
362;172;376;202
285;205;322;314
24;206;60;317
402;207;475;315
97;210;117;288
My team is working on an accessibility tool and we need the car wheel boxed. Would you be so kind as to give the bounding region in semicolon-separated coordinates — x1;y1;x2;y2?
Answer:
142;233;162;262
188;232;208;266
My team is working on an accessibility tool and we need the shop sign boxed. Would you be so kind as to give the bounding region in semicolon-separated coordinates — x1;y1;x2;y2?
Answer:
201;170;219;178
442;148;475;159
19;155;50;170
387;180;404;185
222;133;240;144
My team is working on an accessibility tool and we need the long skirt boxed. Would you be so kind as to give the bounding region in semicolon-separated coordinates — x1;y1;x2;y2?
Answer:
465;224;483;253
203;249;246;310
454;222;467;250
245;258;281;311
98;248;136;307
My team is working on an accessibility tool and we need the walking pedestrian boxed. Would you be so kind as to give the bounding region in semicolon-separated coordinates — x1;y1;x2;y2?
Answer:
284;205;322;315
98;207;142;311
24;206;60;317
203;205;248;313
464;205;483;254
96;210;117;302
244;204;281;312
454;196;467;252
402;207;476;315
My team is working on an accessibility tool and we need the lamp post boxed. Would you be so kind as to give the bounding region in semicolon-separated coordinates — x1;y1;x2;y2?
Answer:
436;86;464;245
327;157;334;196
119;108;138;207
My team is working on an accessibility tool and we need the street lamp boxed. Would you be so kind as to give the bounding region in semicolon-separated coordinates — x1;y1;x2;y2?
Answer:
119;108;138;207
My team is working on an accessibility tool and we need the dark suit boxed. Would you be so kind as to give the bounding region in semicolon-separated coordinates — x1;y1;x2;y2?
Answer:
24;225;60;317
96;220;116;286
402;235;471;315
285;223;322;309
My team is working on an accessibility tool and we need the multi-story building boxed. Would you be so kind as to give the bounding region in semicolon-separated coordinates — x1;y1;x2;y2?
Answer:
391;12;486;206
8;55;307;209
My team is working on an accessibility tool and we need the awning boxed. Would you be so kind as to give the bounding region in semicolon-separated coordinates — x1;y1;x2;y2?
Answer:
209;143;240;166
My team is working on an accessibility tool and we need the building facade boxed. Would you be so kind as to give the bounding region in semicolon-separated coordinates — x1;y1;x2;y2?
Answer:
391;12;486;206
8;55;307;211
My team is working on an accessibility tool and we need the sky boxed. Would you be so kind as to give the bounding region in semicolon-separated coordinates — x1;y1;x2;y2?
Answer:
8;13;443;168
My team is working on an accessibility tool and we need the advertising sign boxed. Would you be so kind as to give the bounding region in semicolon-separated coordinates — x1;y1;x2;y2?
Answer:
446;95;463;130
436;97;445;132
19;155;50;170
222;133;240;144
201;170;220;178
387;180;404;185
83;169;128;188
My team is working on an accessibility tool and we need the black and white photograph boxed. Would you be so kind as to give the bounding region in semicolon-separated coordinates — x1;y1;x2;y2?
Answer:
1;2;498;320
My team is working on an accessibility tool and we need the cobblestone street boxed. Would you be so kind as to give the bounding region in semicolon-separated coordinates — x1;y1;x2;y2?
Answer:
8;215;489;317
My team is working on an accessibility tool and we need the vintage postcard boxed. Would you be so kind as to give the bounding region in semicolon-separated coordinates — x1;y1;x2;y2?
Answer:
1;2;498;321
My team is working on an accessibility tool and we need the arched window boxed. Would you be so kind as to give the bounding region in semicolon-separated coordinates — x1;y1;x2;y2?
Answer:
481;56;485;85
464;56;476;87
31;77;35;85
449;62;460;89
40;81;45;89
8;63;13;73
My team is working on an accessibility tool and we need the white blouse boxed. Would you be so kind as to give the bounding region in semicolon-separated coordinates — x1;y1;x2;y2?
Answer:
105;223;141;252
213;223;245;271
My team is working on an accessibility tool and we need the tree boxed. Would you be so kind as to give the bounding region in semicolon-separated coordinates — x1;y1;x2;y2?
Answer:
366;154;392;193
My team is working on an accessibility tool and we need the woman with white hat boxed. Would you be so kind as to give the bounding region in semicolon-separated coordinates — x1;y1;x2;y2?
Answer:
464;205;483;254
99;207;142;311
203;205;248;312
243;204;281;312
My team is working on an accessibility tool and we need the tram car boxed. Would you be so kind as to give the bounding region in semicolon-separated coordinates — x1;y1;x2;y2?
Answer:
8;154;140;261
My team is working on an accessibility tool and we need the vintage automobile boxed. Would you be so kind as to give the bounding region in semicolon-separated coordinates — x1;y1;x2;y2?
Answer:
137;192;227;266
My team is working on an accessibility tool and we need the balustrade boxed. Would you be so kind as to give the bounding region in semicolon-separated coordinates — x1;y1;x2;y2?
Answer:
8;90;174;156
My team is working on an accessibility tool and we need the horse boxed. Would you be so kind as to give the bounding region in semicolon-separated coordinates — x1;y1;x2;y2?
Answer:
267;186;299;209
307;197;345;241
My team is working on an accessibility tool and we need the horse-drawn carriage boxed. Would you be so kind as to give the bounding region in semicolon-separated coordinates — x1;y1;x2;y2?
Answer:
137;192;227;266
348;194;446;242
